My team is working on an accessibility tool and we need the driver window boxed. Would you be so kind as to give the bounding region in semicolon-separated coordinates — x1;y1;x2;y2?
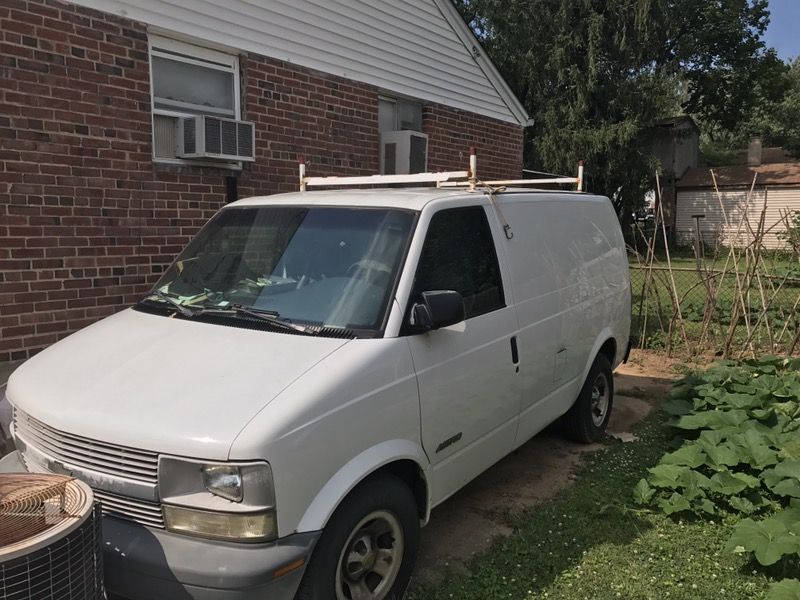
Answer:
412;206;505;319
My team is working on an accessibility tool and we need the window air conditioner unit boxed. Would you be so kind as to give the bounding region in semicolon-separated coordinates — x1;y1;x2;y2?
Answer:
177;115;255;162
380;131;428;175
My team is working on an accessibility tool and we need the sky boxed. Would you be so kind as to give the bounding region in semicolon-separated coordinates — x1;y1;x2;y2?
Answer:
765;0;800;61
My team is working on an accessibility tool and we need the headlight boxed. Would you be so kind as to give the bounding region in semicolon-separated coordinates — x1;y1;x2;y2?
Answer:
159;458;276;542
163;505;277;542
202;464;243;502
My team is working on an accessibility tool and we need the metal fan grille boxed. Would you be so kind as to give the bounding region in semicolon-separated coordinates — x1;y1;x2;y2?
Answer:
0;474;104;599
0;474;86;548
0;504;104;600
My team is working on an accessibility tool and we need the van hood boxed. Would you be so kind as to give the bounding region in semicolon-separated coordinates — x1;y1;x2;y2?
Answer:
7;308;351;460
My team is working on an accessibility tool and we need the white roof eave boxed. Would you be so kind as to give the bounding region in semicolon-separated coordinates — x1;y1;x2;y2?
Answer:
431;0;530;127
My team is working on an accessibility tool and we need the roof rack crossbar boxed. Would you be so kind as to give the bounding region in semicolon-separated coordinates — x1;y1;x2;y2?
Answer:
298;151;584;192
439;177;579;188
302;171;470;189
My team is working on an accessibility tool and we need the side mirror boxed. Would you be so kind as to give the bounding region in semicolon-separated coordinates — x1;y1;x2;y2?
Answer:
410;290;465;332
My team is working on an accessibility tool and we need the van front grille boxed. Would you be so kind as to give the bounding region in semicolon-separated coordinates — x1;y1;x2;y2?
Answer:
91;489;165;529
13;409;159;484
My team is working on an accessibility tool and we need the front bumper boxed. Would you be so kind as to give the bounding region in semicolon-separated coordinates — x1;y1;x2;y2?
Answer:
1;450;319;600
104;516;319;600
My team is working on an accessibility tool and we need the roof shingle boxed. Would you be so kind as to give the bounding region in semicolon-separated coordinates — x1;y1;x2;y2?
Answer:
676;162;800;189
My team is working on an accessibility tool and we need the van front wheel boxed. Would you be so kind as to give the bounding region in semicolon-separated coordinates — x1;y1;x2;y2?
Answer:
295;473;419;600
562;353;613;443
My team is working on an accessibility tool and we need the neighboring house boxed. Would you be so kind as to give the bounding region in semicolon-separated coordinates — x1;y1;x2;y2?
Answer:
0;0;529;361
650;116;700;228
675;140;800;249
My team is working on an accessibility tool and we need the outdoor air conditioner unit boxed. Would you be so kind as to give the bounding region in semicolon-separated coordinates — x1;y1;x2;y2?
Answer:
0;473;104;599
177;115;255;162
380;131;428;175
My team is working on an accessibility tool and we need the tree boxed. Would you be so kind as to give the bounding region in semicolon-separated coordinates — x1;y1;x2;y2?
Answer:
455;0;781;219
736;58;800;156
698;57;800;165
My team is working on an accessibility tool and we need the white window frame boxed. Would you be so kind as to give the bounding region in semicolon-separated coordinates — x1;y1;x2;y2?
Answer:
148;35;243;169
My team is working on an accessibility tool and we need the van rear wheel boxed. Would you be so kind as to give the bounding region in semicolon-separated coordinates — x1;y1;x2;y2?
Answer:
562;353;613;443
295;473;419;600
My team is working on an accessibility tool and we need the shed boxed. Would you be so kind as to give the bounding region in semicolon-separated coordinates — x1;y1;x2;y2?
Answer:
675;162;800;249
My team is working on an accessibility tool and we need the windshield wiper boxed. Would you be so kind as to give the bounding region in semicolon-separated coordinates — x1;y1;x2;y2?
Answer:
196;304;311;334
143;289;197;318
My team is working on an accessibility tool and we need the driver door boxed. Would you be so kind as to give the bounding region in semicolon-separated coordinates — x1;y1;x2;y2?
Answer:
405;205;521;505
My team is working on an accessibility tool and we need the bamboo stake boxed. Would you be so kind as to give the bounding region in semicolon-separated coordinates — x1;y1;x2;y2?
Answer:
655;171;690;355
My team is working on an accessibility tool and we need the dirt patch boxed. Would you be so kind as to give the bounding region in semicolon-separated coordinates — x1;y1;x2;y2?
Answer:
412;350;677;587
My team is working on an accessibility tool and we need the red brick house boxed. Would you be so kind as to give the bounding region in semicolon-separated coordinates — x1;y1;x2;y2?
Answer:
0;0;528;361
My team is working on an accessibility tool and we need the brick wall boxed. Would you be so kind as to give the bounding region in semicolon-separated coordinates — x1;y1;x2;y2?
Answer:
0;0;524;361
424;104;523;180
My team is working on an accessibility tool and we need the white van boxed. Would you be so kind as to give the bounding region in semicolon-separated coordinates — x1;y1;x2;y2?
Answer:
3;185;630;599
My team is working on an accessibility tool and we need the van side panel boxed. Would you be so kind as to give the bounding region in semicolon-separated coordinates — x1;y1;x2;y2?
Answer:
495;195;630;446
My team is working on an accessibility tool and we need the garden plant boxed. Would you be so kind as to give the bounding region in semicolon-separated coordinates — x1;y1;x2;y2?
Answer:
636;356;800;598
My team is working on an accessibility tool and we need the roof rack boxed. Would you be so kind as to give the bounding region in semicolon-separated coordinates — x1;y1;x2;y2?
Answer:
298;149;584;192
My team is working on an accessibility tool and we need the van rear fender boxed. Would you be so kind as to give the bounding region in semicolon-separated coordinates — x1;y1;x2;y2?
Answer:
582;328;619;383
295;439;432;533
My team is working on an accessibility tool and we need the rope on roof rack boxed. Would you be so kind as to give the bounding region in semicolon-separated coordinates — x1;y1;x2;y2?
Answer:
483;184;513;239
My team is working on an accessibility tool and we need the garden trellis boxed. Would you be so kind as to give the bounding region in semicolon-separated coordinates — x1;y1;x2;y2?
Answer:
629;170;800;358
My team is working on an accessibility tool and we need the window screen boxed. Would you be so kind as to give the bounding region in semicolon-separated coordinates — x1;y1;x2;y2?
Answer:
412;206;505;319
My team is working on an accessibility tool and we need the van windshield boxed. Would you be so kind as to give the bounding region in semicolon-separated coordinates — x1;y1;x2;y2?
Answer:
144;206;415;334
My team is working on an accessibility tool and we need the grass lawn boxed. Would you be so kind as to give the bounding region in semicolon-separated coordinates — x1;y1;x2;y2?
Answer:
410;397;772;599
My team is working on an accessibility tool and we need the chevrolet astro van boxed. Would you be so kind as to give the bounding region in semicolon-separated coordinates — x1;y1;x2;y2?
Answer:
2;186;630;599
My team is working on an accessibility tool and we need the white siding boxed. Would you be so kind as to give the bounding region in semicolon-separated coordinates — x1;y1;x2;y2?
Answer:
676;188;800;250
67;0;527;125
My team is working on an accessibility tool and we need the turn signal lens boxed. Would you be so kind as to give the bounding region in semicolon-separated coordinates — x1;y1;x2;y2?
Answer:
163;505;277;542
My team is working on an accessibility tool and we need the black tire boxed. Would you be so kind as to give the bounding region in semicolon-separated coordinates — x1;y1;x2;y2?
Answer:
561;353;614;443
295;473;420;600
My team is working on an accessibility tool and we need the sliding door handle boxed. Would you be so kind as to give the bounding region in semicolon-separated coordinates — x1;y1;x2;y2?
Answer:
510;336;519;365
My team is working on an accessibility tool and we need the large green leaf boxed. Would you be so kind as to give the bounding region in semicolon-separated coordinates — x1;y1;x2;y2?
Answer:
729;495;758;514
702;441;741;470
698;498;717;514
731;430;779;469
773;479;800;498
774;402;800;420
661;444;707;468
767;579;800;600
658;492;691;515
779;439;800;461
772;508;800;534
669;383;694;399
710;470;760;496
680;475;710;501
699;429;726;446
632;478;655;505
723;392;764;410
675;410;749;431
647;464;690;488
662;398;693;416
766;461;800;482
727;518;800;566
